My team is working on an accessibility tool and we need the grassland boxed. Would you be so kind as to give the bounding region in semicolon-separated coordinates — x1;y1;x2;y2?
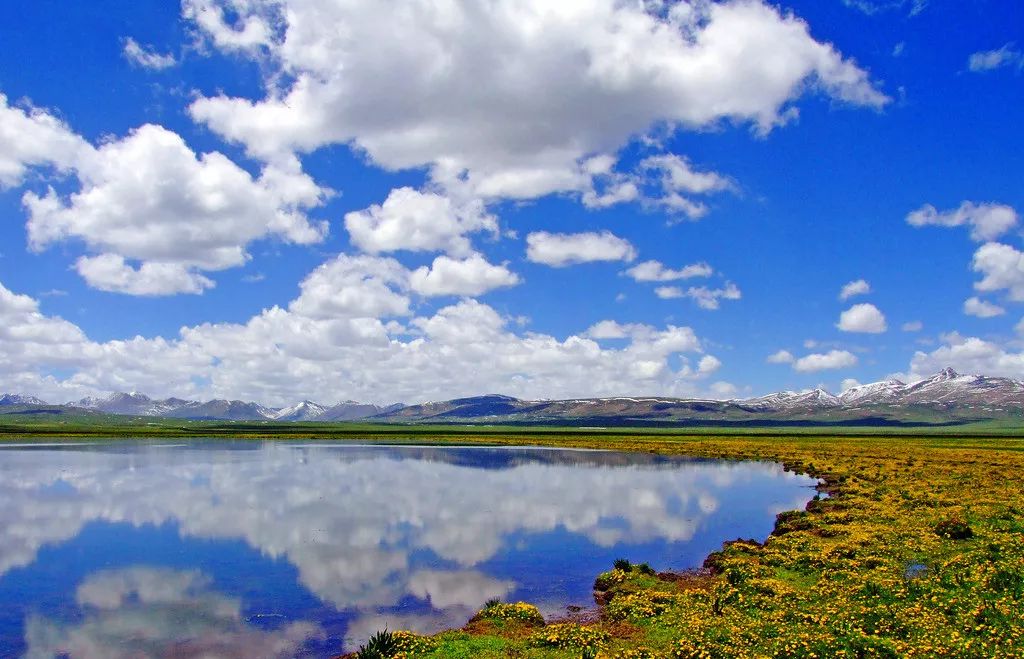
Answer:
3;423;1023;657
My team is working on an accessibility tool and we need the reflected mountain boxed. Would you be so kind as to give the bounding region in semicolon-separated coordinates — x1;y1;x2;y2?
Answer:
0;442;818;655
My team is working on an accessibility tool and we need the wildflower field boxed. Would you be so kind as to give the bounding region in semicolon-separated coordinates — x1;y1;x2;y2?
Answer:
345;432;1024;658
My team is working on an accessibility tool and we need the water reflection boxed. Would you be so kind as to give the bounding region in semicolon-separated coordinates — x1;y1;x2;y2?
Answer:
25;567;323;659
0;441;818;656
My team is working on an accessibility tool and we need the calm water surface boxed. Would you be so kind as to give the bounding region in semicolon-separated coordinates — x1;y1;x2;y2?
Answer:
0;440;818;658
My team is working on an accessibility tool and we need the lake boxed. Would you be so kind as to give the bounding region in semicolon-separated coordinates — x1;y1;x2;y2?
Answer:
0;440;819;658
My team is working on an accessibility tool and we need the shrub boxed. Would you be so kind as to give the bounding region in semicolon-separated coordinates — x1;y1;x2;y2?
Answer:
355;629;399;659
614;558;633;572
934;516;973;540
594;568;628;591
471;601;545;626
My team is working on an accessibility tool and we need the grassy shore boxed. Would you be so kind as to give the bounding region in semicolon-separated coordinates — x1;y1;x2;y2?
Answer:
4;426;1023;657
323;431;1024;658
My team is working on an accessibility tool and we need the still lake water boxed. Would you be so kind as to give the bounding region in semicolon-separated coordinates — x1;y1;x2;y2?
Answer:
0;440;819;658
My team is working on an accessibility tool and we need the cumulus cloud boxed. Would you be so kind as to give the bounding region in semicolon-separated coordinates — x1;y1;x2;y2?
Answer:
837;303;887;333
0;247;724;404
968;44;1024;73
122;37;176;69
344;187;497;256
839;279;871;300
972;242;1024;301
909;333;1024;380
624;260;713;282
187;0;886;204
906;201;1019;242
766;350;795;364
963;296;1006;318
583;320;652;340
288;254;411;320
75;254;215;296
0;93;89;188
526;231;636;268
840;377;862;392
901;320;923;332
409;254;520;297
17;119;328;296
794;350;858;372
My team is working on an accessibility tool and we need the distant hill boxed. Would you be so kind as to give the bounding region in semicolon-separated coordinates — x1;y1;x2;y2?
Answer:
0;369;1021;426
371;369;1024;426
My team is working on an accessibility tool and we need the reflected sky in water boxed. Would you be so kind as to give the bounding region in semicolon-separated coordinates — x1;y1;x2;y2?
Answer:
0;441;818;657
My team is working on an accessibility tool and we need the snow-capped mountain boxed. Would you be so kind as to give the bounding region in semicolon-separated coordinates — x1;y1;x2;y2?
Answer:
838;379;907;406
0;369;1021;424
742;389;842;411
739;369;1024;414
75;392;190;416
0;393;47;406
273;401;328;421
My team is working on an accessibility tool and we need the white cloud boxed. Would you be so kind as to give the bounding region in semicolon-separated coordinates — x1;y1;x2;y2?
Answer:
409;254;520;297
187;0;886;204
837;303;887;333
288;254;411;320
709;381;738;397
637;154;732;219
75;254;215;296
909;333;1024;381
839;278;871;300
766;350;795;364
624;260;713;282
841;0;928;15
968;44;1024;72
526;231;636;268
0;253;724;405
654;283;741;310
344;187;497;256
906;201;1019;242
122;37;176;70
840;378;862;392
22;123;328;296
972;242;1024;301
584;320;650;340
697;355;722;376
794;350;858;372
0;93;89;188
682;283;742;310
901;320;923;332
655;286;684;299
181;0;277;52
963;296;1006;318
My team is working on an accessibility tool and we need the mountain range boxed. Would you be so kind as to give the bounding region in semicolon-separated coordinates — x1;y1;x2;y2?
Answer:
0;369;1021;426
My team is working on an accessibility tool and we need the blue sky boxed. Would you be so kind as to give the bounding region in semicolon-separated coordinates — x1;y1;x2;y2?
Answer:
0;0;1022;405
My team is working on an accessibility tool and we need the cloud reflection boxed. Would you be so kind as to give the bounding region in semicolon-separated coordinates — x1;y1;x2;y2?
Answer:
0;444;816;651
24;567;323;659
